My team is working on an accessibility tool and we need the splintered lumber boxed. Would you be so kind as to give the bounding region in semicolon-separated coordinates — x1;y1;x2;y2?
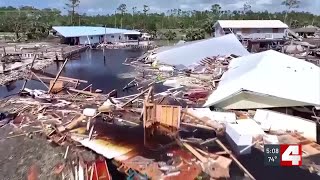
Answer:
68;88;100;97
21;54;37;92
137;80;156;91
73;84;92;98
121;87;151;107
215;139;256;180
181;110;223;133
145;86;154;102
182;142;207;163
48;58;69;93
34;76;87;84
49;80;64;93
31;72;50;89
63;115;86;132
181;122;215;131
64;146;70;159
88;125;95;141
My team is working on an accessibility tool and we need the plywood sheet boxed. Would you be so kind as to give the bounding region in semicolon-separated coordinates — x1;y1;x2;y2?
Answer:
156;105;181;128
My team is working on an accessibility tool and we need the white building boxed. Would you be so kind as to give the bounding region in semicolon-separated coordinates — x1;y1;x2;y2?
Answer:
204;50;320;109
214;20;288;40
52;26;141;45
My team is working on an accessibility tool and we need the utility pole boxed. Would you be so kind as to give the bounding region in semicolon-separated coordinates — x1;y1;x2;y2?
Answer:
104;25;107;43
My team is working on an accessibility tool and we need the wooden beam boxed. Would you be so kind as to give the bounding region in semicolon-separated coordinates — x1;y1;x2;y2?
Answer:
182;142;207;163
121;87;152;108
215;139;256;180
21;54;37;92
68;88;100;97
31;72;49;89
72;84;92;98
34;76;77;84
48;58;69;93
181;122;215;131
181;110;222;132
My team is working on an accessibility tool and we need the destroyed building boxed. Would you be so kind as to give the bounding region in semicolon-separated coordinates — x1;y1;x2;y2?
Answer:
1;27;320;180
213;20;289;40
204;50;320;109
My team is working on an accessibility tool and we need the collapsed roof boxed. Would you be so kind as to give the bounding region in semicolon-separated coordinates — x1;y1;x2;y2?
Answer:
204;50;320;109
151;34;249;68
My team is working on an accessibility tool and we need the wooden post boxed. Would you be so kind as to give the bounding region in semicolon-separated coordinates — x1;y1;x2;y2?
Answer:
21;54;37;92
121;87;152;108
215;139;256;180
306;46;310;61
72;84;93;99
31;72;49;89
48;58;69;93
3;47;6;56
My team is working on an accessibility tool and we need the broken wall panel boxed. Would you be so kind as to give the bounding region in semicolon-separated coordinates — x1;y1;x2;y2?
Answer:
155;105;181;129
254;109;317;142
226;119;265;155
186;108;237;124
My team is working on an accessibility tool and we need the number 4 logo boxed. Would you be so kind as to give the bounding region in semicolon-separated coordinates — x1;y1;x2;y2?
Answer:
280;144;302;166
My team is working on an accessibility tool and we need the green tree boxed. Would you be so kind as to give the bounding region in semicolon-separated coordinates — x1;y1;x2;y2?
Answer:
243;1;252;14
186;28;205;41
282;0;300;23
131;6;137;29
146;22;157;38
65;0;80;25
117;4;127;28
143;5;150;29
202;19;213;36
211;4;221;17
163;30;176;44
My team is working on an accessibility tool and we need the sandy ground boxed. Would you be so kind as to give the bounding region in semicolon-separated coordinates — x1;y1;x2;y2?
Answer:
0;125;65;180
0;125;96;180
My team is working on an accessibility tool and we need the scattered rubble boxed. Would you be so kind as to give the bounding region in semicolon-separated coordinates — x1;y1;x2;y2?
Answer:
1;33;320;179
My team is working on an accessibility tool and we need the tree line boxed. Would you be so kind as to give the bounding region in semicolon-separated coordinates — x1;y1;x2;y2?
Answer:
0;0;318;41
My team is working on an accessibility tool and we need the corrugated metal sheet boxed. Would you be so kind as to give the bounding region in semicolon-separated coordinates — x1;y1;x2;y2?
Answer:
52;26;140;37
152;34;249;68
204;50;320;109
216;20;288;29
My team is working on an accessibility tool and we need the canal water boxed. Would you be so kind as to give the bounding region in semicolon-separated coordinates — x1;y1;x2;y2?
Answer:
0;49;145;98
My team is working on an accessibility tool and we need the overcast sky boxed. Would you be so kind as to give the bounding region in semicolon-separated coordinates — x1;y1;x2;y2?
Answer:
0;0;319;15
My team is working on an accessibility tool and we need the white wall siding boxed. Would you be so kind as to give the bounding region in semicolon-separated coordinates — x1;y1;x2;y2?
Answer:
79;35;101;45
236;28;286;39
103;33;130;43
78;33;129;45
214;22;286;39
214;24;224;37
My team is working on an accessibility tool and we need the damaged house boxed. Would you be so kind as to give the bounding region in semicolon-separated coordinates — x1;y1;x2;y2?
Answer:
150;34;250;69
204;50;320;109
214;20;288;40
